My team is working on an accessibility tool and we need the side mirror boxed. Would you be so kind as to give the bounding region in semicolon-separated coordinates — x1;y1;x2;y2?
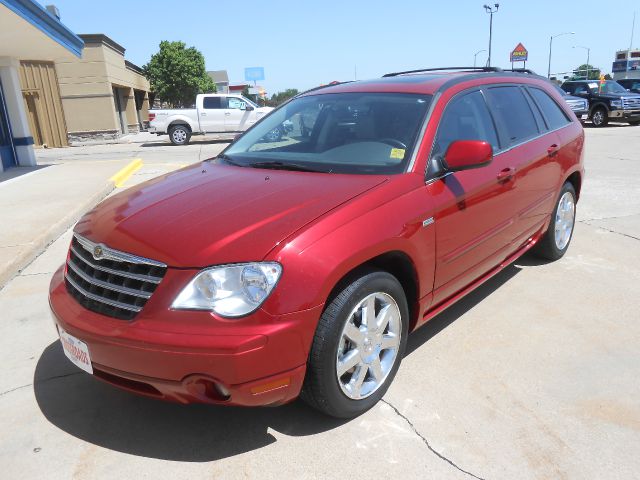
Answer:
443;140;493;171
244;105;254;111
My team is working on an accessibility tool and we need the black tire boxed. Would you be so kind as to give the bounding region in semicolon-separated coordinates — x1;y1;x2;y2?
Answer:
590;107;608;128
533;182;577;261
168;125;191;145
301;270;409;418
628;121;640;126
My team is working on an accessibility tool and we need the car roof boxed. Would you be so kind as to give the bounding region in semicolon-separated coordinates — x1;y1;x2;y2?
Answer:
301;70;552;97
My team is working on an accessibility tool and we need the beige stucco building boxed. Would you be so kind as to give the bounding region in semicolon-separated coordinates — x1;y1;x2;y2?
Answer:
54;34;150;144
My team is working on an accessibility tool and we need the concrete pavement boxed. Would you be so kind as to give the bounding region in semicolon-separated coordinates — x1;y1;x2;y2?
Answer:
0;127;639;479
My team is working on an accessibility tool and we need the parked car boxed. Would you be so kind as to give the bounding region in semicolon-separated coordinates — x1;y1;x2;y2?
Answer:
148;94;275;145
50;67;584;418
554;84;589;122
616;78;640;94
561;79;640;127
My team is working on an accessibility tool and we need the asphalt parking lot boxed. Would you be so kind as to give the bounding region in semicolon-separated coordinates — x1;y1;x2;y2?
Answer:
1;127;639;479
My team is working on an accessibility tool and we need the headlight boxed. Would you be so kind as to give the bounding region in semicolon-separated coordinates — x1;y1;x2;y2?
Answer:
172;262;282;317
611;100;623;108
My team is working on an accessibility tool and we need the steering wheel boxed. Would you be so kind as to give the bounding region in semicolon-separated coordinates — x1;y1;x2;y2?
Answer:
379;138;407;149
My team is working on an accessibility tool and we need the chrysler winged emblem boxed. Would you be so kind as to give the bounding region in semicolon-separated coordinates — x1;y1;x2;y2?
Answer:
92;245;104;260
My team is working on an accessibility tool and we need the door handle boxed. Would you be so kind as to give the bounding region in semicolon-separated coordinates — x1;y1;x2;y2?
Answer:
496;167;515;182
201;112;207;116
224;112;231;116
547;144;560;157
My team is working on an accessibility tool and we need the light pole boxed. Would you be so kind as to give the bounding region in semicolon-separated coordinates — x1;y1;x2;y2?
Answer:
483;4;499;67
547;31;574;78
573;45;590;79
473;49;487;68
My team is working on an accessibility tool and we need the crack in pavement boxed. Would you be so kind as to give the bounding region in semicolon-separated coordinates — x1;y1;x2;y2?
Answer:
578;220;640;241
381;399;486;480
0;371;83;398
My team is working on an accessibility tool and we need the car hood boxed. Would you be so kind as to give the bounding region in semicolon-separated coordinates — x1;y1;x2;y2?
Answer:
75;163;386;267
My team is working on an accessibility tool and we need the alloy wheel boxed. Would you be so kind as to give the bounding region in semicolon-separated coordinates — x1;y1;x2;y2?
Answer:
335;292;402;400
554;191;575;250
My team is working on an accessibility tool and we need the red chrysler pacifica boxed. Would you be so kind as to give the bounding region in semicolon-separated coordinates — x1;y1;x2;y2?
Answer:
49;67;584;418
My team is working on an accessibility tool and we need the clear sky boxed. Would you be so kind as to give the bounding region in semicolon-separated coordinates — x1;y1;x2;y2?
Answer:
51;0;638;95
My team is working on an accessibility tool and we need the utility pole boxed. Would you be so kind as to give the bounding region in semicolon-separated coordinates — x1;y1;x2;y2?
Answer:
573;45;590;79
483;4;499;67
547;31;574;78
474;49;487;68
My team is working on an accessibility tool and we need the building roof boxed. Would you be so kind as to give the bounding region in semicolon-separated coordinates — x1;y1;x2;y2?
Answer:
0;0;84;57
208;70;229;84
78;33;125;55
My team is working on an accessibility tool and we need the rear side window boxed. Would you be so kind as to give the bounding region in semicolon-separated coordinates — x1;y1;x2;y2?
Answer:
486;86;539;145
203;97;225;109
432;90;499;158
528;87;571;130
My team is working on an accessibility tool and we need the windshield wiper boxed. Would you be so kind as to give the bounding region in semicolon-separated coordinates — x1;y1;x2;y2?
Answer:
249;161;328;173
216;153;245;167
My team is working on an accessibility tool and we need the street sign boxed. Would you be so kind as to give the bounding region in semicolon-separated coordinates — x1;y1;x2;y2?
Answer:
510;43;528;63
244;67;265;82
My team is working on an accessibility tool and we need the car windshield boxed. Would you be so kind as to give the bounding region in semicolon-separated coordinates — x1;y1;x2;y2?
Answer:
588;81;628;94
554;85;568;96
220;92;432;174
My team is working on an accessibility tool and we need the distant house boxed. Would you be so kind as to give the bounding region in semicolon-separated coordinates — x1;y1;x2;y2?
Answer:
207;70;229;94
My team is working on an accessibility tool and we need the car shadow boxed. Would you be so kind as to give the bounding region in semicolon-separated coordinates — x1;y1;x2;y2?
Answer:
34;252;542;461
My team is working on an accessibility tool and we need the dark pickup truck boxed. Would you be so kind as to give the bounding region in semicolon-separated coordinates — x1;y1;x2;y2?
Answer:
561;80;640;127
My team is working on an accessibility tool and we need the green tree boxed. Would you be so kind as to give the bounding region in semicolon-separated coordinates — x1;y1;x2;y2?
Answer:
572;64;601;80
143;41;215;107
270;88;300;106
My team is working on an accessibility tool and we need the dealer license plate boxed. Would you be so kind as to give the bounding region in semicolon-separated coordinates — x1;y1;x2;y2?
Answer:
58;327;93;374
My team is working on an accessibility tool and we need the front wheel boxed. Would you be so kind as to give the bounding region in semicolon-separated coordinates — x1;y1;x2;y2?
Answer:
168;125;191;145
591;107;608;127
533;182;576;260
301;270;409;418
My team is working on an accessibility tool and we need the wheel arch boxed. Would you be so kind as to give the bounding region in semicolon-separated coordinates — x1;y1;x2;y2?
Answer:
565;170;582;200
588;102;609;115
168;121;192;132
323;250;421;331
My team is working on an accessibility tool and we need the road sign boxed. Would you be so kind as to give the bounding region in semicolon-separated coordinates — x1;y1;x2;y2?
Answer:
244;67;265;82
510;43;528;63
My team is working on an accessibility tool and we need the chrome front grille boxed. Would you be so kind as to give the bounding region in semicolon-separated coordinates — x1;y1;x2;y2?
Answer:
65;234;167;320
622;97;640;110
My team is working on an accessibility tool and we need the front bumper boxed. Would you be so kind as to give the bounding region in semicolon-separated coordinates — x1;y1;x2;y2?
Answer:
49;266;322;406
609;109;640;121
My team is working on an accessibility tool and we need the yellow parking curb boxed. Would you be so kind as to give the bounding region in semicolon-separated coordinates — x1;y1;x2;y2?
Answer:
110;158;143;188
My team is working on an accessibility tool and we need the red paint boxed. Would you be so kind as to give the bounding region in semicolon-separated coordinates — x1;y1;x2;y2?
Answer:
49;71;584;407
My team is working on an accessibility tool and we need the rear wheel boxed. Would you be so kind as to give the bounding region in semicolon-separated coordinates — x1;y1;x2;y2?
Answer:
168;125;191;145
591;107;608;127
301;270;409;418
533;182;576;260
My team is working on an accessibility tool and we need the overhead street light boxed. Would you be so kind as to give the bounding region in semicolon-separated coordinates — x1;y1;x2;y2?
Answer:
573;45;591;79
483;4;499;67
473;49;487;68
547;31;575;78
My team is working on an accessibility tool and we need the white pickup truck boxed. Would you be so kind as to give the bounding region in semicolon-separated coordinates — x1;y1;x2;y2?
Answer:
148;94;274;145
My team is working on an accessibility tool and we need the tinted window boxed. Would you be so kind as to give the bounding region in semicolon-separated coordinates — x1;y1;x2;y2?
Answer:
432;90;499;158
529;88;571;130
203;97;223;109
223;92;431;175
486;86;539;144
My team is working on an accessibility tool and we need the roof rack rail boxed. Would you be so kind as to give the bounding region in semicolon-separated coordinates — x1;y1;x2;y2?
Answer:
383;66;503;77
507;68;538;74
